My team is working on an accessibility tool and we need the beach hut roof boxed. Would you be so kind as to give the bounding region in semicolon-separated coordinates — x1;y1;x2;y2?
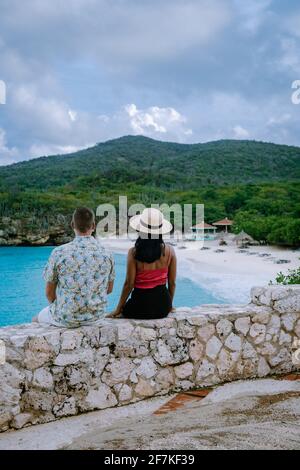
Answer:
191;222;216;229
212;217;233;226
233;230;254;242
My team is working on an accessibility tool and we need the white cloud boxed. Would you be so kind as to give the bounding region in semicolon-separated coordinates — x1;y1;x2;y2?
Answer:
277;37;300;75
124;103;192;139
68;109;77;122
29;143;86;158
234;0;272;34
232;125;250;139
284;11;300;39
267;113;291;126
0;0;231;63
0;128;20;165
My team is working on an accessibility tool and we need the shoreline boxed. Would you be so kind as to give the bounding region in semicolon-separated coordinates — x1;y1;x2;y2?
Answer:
1;236;299;305
101;236;300;304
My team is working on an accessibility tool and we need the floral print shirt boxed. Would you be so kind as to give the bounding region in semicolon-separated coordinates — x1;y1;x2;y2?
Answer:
43;236;115;327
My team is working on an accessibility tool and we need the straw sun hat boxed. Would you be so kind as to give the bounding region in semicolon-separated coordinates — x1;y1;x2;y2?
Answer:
129;208;173;235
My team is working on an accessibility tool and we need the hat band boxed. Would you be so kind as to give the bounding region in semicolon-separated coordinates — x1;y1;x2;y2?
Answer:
140;219;163;230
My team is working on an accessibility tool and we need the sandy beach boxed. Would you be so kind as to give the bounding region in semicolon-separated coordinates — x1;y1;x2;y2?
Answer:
101;235;300;304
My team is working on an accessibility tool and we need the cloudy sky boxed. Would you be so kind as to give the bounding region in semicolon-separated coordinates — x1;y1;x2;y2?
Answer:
0;0;300;165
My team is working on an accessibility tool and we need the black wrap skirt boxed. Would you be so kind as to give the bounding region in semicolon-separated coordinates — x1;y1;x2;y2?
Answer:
122;284;172;320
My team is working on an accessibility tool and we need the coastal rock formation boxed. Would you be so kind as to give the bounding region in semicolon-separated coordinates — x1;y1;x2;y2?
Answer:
0;285;299;432
0;216;72;246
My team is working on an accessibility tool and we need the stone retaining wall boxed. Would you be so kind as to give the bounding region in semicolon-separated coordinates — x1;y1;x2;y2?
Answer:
0;285;299;432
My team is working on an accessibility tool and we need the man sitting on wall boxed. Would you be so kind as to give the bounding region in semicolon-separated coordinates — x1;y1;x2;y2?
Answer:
34;207;115;327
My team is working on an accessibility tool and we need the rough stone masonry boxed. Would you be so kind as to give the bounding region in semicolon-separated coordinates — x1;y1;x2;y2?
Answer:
0;285;299;432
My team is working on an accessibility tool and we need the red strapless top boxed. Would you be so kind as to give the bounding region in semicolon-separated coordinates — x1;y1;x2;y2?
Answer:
134;267;168;289
134;247;171;289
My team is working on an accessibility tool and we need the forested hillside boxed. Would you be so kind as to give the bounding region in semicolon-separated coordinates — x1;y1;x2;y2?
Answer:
0;135;299;245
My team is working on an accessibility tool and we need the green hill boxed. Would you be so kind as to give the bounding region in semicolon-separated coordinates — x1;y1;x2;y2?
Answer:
0;135;299;191
0;135;299;245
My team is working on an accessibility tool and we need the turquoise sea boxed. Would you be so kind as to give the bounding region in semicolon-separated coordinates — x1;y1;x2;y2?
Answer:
0;247;224;327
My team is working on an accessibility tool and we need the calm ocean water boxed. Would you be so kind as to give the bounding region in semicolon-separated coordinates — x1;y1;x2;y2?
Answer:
0;247;224;327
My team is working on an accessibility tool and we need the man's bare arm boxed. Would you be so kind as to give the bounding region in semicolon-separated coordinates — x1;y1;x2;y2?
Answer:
46;281;57;303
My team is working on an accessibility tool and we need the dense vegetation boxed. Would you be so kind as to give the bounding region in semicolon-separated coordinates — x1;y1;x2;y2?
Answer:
0;135;299;246
270;267;300;285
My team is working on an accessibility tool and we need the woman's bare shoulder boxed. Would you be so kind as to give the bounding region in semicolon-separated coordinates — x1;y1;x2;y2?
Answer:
165;243;175;257
128;246;135;257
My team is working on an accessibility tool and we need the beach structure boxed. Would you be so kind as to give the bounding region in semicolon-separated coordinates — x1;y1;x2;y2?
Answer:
212;217;233;233
189;222;217;240
233;230;256;246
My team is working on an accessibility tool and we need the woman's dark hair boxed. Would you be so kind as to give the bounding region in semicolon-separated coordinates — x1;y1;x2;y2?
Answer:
134;235;165;263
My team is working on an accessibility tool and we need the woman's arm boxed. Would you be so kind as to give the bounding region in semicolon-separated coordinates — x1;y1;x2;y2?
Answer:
168;247;177;304
108;248;136;318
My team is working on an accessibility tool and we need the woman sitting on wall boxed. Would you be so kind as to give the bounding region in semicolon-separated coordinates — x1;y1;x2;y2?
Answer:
109;208;177;320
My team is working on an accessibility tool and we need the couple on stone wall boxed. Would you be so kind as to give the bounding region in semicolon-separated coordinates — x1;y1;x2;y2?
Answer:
34;207;177;328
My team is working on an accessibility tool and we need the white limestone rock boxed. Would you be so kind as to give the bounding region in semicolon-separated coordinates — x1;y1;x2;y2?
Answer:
84;385;118;410
53;397;77;417
177;321;196;339
135;378;154;398
156;368;174;390
250;287;265;305
11;412;33;429
54;349;93;366
0;410;12;431
249;323;266;344
274;292;300;314
118;384;133;402
174;380;194;391
268;348;290;367
129;370;138;384
279;330;292;345
266;315;281;336
295;320;300;338
216;319;233;339
0;363;25;389
99;326;117;346
257;357;271;377
189;338;204;362
24;337;55;369
94;347;110;376
197;324;215;342
217;349;239;376
174;362;194;379
102;358;134;385
196;359;215;381
0;382;21;407
252;312;271;324
242;341;257;359
32;367;54;390
281;313;297;332
116;322;135;341
135;357;158;379
61;330;83;351
257;342;277;356
235;317;251;336
115;337;149;358
22;390;55;412
225;332;242;351
235;358;257;378
206;335;222;360
153;337;188;366
134;326;157;341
